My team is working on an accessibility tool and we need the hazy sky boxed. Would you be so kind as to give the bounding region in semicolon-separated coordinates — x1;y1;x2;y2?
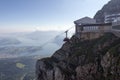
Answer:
0;0;110;33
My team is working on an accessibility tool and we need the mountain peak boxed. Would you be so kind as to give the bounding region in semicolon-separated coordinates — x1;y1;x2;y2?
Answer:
94;0;120;23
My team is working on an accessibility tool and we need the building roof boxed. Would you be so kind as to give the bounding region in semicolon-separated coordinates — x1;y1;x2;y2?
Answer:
74;17;96;25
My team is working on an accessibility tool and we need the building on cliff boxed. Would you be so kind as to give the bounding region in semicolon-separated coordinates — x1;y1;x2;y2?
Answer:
74;17;120;40
104;13;120;23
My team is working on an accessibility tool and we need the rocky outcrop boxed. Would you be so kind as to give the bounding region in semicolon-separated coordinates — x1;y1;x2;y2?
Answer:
36;33;120;80
94;0;120;23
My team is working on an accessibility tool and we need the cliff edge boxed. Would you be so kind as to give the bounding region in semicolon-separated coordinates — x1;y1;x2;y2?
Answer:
36;33;120;80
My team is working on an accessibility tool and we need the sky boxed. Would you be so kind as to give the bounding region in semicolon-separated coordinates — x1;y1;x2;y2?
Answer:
0;0;110;33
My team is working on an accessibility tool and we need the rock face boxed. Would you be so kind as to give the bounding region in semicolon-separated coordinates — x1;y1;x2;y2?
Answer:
36;33;120;80
94;0;120;23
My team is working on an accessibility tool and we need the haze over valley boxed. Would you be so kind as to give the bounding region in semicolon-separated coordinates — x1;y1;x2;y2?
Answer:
0;31;66;59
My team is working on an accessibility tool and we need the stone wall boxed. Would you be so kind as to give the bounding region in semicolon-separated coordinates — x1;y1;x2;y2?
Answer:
80;32;103;40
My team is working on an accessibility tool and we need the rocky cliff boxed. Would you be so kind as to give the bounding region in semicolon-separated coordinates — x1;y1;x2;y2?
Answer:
94;0;120;23
36;33;120;80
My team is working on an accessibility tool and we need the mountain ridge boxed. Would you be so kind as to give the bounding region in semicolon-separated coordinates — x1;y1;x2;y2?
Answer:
36;33;120;80
94;0;120;23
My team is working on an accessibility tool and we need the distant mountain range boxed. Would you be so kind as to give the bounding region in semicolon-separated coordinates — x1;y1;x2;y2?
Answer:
0;31;64;59
0;37;21;46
